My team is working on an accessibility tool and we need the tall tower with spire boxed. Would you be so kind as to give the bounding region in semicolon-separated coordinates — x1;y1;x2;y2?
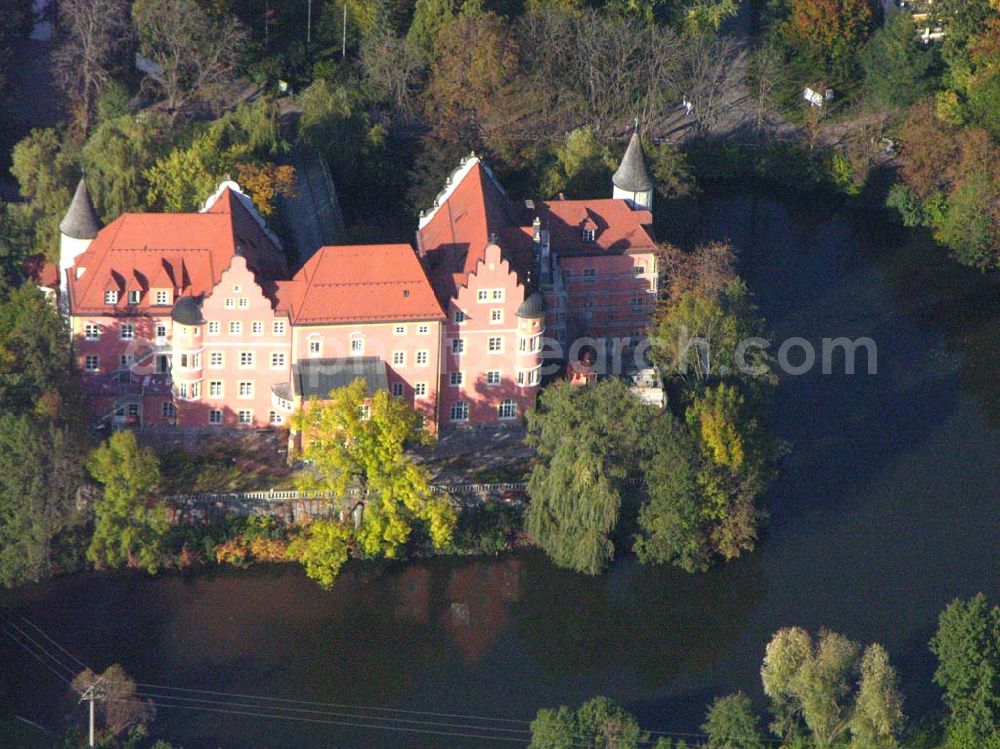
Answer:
58;178;102;309
612;127;655;215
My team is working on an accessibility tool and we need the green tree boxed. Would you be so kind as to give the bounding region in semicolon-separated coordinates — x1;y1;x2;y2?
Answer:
652;279;768;391
929;594;1000;748
0;413;84;587
634;416;713;572
293;378;456;563
541;127;616;199
87;431;167;573
525;379;650;575
761;628;905;748
529;696;645;749
936;168;999;271
702;692;765;749
861;11;934;110
287;519;353;588
9;128;77;260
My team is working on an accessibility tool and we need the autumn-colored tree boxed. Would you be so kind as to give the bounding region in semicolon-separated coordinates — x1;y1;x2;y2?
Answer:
899;99;959;200
424;11;523;150
781;0;873;74
287;519;353;588
235;162;296;216
72;665;154;739
292;378;456;562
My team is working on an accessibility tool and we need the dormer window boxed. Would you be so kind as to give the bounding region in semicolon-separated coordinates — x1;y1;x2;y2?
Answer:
127;290;141;305
154;289;172;305
104;290;118;305
582;229;596;243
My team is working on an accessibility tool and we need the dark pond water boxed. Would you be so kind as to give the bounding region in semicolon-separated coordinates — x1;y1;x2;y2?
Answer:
3;192;999;748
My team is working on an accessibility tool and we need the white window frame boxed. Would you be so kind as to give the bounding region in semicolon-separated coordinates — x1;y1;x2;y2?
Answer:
414;382;428;397
392;351;405;366
391;382;404;397
269;411;283;425
477;290;488;303
490;309;503;324
454;309;467;324
104;290;118;305
450;402;469;422
238;381;254;399
582;229;596;243
492;289;504;301
239;351;255;369
498;399;518;419
208;321;220;335
486;370;501;386
84;324;100;341
449;371;464;387
84;355;99;371
308;336;322;356
251;321;264;336
416;350;429;366
238;410;252;424
238;298;249;309
209;409;223;425
225;298;235;309
209;381;223;397
127;290;141;305
273;320;287;335
488;336;503;353
162;402;175;418
350;335;364;355
417;325;429;335
120;324;134;341
270;352;286;369
209;351;224;368
229;321;242;335
451;339;465;355
393;325;406;336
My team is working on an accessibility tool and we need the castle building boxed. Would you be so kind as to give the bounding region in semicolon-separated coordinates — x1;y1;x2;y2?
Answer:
58;136;659;433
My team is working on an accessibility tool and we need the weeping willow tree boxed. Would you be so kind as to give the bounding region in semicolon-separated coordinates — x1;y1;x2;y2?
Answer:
524;379;650;575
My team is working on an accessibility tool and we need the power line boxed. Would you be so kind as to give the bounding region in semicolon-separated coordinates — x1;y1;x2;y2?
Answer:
1;626;76;689
16;614;89;670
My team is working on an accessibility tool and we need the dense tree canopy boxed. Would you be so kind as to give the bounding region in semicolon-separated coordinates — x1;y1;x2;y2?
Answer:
524;379;650;575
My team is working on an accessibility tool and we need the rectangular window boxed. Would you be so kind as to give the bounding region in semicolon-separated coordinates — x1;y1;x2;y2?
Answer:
120;324;134;340
359;404;371;421
84;355;99;371
155;323;167;340
225;298;235;309
177;382;188;399
309;339;321;354
350;338;363;353
414;382;427;397
190;382;201;400
391;383;404;397
417;325;429;335
530;370;539;385
631;297;644;310
634;265;645;276
519;337;526;352
229;321;242;335
251;321;264;335
238;298;249;309
477;290;488;302
583;268;596;282
209;381;223;397
209;409;223;424
119;355;130;369
454;310;467;324
492;289;504;301
127;290;141;305
451;339;465;355
85;324;100;340
239;352;255;368
232;285;242;293
486;370;501;385
449;371;463;386
416;351;429;366
162;402;175;418
208;321;220;335
582;229;596;243
392;351;405;366
155;290;171;305
517;371;525;385
393;325;406;335
450;402;469;421
271;353;286;369
488;336;503;353
269;411;283;425
238;381;254;398
490;309;503;323
273;320;287;335
209;351;223;368
104;290;118;305
238;410;252;424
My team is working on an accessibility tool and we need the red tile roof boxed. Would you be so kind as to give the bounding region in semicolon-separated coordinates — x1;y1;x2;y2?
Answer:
66;188;286;314
536;199;656;257
278;244;445;325
417;159;530;301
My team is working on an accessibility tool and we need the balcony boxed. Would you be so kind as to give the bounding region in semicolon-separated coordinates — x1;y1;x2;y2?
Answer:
86;371;173;398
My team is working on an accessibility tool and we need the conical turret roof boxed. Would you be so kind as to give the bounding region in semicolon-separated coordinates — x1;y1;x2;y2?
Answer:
59;178;102;240
612;132;654;193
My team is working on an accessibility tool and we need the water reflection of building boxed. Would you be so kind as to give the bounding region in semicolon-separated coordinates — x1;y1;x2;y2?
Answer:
442;558;524;666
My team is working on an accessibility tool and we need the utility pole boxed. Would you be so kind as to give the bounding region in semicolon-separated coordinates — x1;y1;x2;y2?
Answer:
306;0;311;45
78;675;105;749
342;3;347;61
